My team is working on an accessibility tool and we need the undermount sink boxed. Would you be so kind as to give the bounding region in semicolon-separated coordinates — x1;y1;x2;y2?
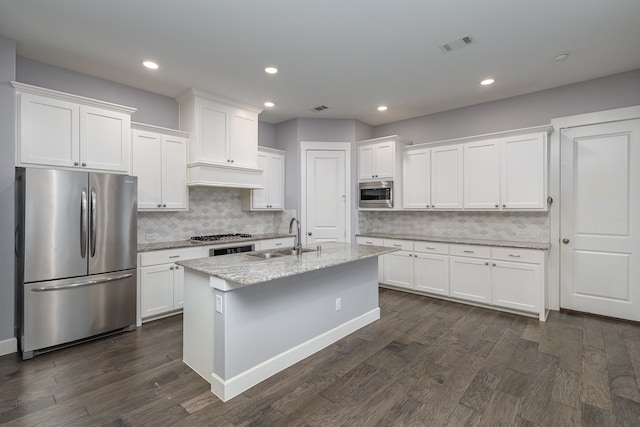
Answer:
248;248;315;259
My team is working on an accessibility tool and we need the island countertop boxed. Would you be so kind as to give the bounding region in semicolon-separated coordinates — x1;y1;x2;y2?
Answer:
176;242;395;287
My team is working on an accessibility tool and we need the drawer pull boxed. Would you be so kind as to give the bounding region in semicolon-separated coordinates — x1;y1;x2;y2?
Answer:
425;247;435;250
393;244;403;247
169;255;181;259
463;250;474;253
508;254;521;258
275;243;283;246
365;241;374;244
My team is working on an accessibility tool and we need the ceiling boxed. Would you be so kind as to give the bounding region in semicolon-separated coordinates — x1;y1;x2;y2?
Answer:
1;1;639;126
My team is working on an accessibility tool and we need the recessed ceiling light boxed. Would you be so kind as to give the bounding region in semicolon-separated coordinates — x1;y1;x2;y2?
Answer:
553;52;569;62
264;66;278;74
142;60;159;70
480;78;495;86
377;105;388;111
264;101;275;108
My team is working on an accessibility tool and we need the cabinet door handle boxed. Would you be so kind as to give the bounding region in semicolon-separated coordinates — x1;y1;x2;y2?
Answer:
169;255;180;259
275;243;283;246
425;247;435;250
365;241;373;244
508;254;521;258
393;244;403;247
463;250;474;253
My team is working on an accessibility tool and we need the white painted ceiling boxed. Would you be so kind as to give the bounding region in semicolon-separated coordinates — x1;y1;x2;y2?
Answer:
1;0;639;125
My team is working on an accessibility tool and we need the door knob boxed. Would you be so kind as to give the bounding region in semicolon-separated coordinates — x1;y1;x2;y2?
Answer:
308;232;313;236
562;238;570;244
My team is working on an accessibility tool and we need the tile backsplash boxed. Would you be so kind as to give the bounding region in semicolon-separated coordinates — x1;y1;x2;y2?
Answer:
138;187;296;242
358;210;550;242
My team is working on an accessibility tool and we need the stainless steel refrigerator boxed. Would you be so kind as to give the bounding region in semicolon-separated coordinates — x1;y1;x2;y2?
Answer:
15;168;137;359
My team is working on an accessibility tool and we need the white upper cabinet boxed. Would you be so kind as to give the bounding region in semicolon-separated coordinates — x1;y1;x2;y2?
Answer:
357;135;411;181
242;147;285;210
403;144;463;209
132;123;189;211
403;147;431;208
431;145;463;209
464;139;501;209
14;82;135;173
177;89;263;189
464;131;547;210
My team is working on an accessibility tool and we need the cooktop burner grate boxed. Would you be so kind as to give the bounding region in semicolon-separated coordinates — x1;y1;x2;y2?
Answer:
190;233;252;242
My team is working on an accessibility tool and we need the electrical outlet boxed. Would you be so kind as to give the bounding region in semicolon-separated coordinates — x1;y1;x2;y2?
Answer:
145;233;156;242
215;295;223;313
335;297;342;311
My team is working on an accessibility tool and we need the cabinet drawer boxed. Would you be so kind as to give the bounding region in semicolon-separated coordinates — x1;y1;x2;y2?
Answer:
384;239;413;251
414;241;448;255
356;236;385;246
450;244;491;259
259;237;294;251
140;247;203;267
492;247;544;264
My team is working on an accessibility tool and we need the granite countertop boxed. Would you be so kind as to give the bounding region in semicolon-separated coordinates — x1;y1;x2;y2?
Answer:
357;232;551;250
177;242;396;287
137;233;293;252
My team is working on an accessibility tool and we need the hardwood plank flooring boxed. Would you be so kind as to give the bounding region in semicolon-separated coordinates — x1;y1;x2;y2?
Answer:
2;288;640;426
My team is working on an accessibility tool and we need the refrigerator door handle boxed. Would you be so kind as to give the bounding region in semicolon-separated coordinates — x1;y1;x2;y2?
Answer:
81;187;88;259
90;187;97;258
29;273;134;292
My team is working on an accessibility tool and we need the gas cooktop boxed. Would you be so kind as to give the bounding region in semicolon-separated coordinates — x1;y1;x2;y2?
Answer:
190;233;252;242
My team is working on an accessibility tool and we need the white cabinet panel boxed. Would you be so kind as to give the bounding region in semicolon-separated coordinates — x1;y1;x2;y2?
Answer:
431;145;463;209
173;265;185;309
18;93;79;168
375;142;395;178
450;256;492;304
140;265;174;318
132;126;188;211
492;260;541;313
403;148;431;208
501;133;546;209
242;148;285;210
356;236;385;283
383;250;414;289
15;84;135;173
258;237;295;251
464;140;501;209
228;111;258;168
414;253;449;296
199;104;227;162
80;105;130;172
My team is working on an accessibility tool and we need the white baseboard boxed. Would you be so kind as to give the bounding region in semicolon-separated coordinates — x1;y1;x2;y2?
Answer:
211;308;380;402
0;337;17;356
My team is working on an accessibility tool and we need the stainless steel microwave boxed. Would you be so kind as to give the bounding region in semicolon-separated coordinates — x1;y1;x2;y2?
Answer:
359;181;393;208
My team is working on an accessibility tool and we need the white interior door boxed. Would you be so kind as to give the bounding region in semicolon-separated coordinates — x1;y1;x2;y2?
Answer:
305;149;347;243
560;119;640;321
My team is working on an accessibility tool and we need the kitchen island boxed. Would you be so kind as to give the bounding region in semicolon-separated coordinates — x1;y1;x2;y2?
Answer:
177;242;396;401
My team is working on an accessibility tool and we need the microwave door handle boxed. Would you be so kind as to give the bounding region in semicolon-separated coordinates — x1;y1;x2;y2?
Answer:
81;187;88;259
90;187;97;258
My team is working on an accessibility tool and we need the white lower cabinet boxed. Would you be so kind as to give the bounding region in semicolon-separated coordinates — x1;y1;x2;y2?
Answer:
355;236;385;283
257;237;294;251
374;237;547;320
138;247;203;323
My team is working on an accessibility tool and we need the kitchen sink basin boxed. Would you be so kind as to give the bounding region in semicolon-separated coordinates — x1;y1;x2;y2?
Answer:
248;248;315;259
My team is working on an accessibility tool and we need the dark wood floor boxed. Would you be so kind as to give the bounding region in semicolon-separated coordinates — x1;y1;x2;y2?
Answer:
2;288;640;426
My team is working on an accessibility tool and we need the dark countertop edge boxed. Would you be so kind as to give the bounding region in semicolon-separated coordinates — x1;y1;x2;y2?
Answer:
357;233;551;250
138;233;294;253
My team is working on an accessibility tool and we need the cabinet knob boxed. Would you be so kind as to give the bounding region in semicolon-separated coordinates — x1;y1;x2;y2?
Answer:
74;162;79;166
492;263;497;267
562;238;570;244
82;162;87;167
308;232;313;236
485;262;489;266
502;204;506;208
157;204;161;208
163;204;167;207
495;204;499;208
169;266;174;270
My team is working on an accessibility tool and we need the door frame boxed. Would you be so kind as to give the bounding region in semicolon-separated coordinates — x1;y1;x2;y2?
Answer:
300;141;352;244
549;105;640;311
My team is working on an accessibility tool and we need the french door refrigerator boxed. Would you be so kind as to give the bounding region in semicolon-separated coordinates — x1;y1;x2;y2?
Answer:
15;168;137;359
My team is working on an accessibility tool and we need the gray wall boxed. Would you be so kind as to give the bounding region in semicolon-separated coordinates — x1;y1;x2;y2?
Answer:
258;121;276;148
0;37;16;347
374;69;640;143
16;57;179;129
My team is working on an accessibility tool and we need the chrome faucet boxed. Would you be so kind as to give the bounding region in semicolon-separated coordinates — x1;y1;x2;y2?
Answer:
289;217;302;255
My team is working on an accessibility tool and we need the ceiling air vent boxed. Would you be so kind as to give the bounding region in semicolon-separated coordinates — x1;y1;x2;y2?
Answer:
440;35;473;53
311;105;328;112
